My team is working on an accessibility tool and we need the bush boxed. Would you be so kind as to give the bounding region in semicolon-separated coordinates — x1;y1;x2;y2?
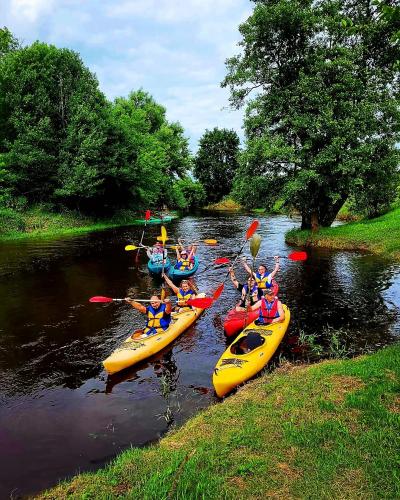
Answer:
0;208;26;233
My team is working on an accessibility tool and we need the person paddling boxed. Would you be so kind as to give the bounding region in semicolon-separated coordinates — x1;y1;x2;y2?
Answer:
242;256;280;290
125;291;172;338
162;273;197;311
250;287;285;325
229;267;261;312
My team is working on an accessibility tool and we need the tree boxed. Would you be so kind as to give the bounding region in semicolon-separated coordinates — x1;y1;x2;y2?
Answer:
223;0;400;229
171;177;206;210
194;128;240;203
0;27;19;59
0;41;110;206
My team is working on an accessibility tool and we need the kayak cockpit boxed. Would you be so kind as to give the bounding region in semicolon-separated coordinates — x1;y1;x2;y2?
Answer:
230;331;265;355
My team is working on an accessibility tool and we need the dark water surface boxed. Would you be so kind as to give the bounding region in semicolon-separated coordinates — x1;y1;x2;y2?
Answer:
0;214;399;497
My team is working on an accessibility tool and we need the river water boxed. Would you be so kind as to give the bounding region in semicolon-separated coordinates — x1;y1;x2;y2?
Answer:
0;213;399;497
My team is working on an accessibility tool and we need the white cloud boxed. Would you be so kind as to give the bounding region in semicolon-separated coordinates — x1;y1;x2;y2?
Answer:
106;0;238;23
10;0;55;22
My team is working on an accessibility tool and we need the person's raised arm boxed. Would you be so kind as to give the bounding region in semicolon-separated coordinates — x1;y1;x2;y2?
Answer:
125;298;147;314
146;248;152;259
162;273;179;294
229;267;239;289
269;256;280;280
241;257;256;279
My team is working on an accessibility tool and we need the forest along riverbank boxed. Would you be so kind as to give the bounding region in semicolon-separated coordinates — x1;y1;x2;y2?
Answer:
286;207;400;261
39;345;400;499
0;207;179;241
0;213;399;497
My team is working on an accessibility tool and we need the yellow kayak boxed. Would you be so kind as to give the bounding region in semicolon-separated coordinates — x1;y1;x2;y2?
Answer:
103;294;205;375
213;305;290;397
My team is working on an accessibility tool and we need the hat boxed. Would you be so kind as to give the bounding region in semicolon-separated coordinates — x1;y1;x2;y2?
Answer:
181;250;188;255
263;287;274;295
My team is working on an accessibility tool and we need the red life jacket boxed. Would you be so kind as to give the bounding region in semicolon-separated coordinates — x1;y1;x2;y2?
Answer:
258;297;279;324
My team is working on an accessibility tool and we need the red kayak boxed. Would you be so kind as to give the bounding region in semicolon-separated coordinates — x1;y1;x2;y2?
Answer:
223;281;279;337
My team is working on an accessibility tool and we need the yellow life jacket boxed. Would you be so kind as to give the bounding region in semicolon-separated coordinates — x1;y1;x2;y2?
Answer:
176;257;190;271
177;288;195;307
255;272;272;289
144;304;170;335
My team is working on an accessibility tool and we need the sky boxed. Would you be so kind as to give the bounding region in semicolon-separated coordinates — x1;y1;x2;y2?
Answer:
1;0;253;151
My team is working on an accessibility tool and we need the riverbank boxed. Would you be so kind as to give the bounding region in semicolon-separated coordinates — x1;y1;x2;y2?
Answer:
286;207;400;260
39;343;400;499
0;207;178;241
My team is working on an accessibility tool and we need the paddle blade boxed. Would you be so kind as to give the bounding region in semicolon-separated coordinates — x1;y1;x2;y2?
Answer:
125;245;138;251
246;220;259;240
214;257;230;265
145;210;151;221
204;239;218;245
213;283;224;300
160;225;167;245
288;251;308;261
187;297;214;309
89;296;114;303
157;235;170;242
250;233;262;259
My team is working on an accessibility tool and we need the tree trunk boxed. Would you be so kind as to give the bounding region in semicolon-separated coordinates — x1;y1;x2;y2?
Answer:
301;195;347;230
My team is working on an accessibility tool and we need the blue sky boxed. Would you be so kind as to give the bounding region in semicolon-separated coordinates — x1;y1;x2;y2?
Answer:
2;0;253;151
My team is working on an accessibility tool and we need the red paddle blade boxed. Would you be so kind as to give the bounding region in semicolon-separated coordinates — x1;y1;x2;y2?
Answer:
214;257;230;265
246;220;259;240
187;297;214;309
145;210;151;221
89;296;114;303
213;283;224;300
288;251;308;261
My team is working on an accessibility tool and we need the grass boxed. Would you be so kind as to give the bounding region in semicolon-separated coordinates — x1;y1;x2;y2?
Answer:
205;197;243;211
38;343;400;499
286;207;400;260
0;207;176;241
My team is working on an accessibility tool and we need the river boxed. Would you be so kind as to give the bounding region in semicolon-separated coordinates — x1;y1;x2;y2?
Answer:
0;213;399;497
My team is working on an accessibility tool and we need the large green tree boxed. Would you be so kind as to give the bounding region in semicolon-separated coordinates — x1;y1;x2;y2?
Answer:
223;0;400;229
194;128;240;203
0;41;110;207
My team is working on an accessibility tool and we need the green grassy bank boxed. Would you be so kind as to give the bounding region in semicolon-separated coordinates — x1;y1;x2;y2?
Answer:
39;344;400;499
286;207;400;260
0;207;176;241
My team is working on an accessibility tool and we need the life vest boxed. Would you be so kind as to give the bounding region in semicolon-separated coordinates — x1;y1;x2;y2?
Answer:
175;257;190;270
258;297;279;324
144;303;171;335
177;288;195;307
255;272;273;289
240;284;259;306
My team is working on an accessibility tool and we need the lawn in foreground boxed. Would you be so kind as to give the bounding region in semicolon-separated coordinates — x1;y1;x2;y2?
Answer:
39;344;400;499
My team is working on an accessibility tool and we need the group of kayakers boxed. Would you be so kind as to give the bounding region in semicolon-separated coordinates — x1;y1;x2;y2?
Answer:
146;239;197;271
229;256;285;325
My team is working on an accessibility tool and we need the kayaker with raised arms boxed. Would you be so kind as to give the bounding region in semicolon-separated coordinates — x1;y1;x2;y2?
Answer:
250;287;285;325
125;291;172;338
146;242;167;264
162;273;197;311
229;267;261;312
174;246;195;271
242;256;280;289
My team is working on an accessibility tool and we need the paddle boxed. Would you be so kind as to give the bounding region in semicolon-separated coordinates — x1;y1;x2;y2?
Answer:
135;210;151;263
285;251;308;261
209;220;260;302
89;296;174;304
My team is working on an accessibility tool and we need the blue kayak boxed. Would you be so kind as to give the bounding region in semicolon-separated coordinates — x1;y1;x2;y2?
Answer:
167;256;200;280
147;257;171;276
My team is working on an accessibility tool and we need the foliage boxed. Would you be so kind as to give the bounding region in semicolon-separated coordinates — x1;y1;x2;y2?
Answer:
0;208;25;233
0;31;192;215
194;128;240;203
286;206;400;260
171;177;206;210
223;0;400;229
